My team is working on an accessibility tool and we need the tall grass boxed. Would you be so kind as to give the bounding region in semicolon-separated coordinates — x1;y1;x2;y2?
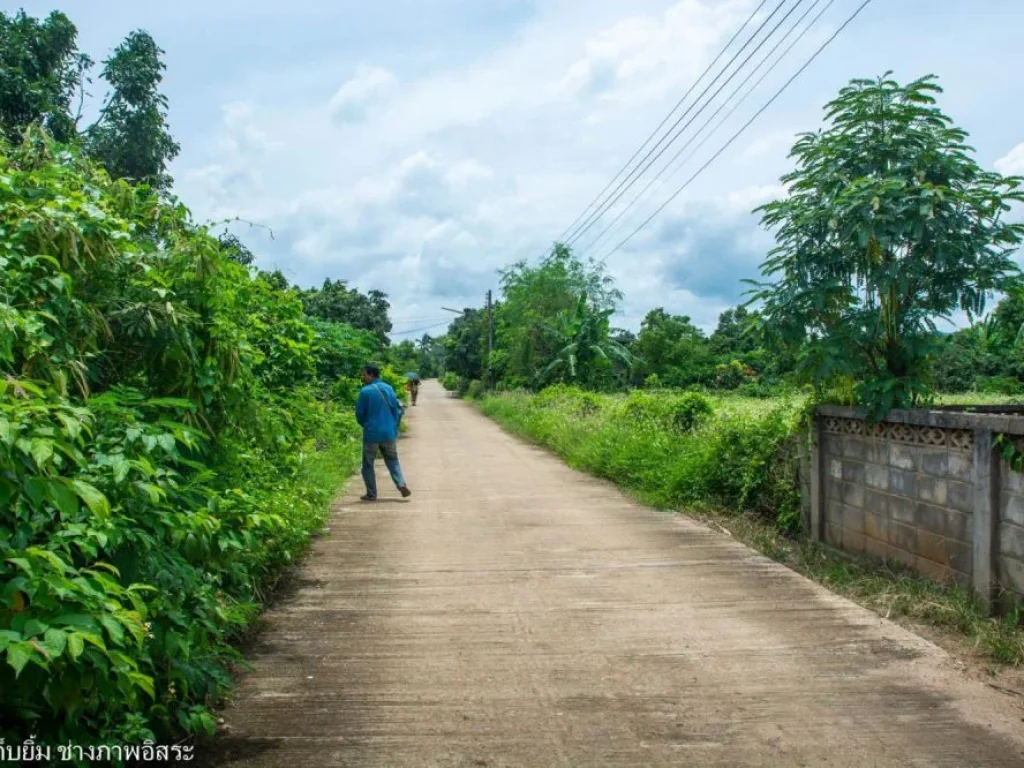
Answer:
480;387;807;532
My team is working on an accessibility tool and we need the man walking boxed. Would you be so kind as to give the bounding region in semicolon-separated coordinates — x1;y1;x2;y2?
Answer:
355;364;412;501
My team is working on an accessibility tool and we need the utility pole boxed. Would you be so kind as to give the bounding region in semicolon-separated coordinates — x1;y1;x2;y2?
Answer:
485;290;494;391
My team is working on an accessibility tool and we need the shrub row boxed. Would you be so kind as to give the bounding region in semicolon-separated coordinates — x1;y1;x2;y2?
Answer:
0;139;367;749
479;387;805;532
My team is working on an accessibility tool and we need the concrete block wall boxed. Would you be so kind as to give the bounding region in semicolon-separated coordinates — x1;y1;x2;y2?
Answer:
810;406;1024;607
999;462;1024;599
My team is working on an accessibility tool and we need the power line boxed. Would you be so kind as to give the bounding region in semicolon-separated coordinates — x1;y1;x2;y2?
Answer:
597;0;875;263
389;315;459;324
551;0;771;247
564;0;802;248
582;0;835;257
390;318;454;337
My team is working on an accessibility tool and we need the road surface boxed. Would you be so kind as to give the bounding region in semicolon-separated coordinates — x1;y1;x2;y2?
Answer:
205;381;1024;767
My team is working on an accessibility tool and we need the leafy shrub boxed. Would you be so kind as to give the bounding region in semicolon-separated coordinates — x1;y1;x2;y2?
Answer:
735;380;780;399
465;380;485;400
456;377;471;397
714;360;754;390
615;391;713;434
666;392;714;432
481;391;801;533
0;139;364;747
534;384;602;416
441;372;459;391
975;376;1024;395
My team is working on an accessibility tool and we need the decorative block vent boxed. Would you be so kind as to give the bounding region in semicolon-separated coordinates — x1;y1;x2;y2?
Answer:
823;417;973;452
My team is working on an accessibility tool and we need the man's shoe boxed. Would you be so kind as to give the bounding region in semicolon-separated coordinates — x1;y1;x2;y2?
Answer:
360;494;376;502
398;486;412;498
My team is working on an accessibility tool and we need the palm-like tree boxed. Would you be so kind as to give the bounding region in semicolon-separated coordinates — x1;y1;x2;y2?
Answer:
540;293;634;385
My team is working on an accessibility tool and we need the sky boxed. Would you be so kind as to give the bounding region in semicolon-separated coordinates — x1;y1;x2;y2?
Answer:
11;0;1024;338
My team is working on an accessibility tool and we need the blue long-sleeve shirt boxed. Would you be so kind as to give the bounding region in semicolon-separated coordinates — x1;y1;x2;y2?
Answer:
355;380;402;443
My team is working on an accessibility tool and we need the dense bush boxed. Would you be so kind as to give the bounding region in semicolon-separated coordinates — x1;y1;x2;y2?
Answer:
0;138;366;747
616;391;714;434
441;372;459;391
465;380;485;400
480;390;802;533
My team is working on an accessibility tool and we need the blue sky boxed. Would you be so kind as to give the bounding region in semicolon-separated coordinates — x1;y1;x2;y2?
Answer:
12;0;1024;337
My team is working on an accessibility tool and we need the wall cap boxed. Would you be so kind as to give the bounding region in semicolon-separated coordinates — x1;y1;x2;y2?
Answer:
816;404;1024;435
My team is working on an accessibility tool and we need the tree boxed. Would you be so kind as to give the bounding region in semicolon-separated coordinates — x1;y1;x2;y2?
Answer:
749;73;1024;415
541;293;633;387
416;334;444;378
444;309;486;380
218;232;255;266
301;279;393;345
87;31;180;189
709;307;760;357
388;339;419;373
497;243;622;385
633;308;711;387
0;10;90;143
992;284;1024;345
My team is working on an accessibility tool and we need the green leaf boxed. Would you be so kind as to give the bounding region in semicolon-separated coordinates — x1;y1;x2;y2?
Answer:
144;397;195;410
26;547;70;574
0;630;22;652
55;614;100;631
129;671;155;698
23;476;46;508
101;616;125;646
0;477;15;508
22;619;49;638
71;480;110;519
43;628;68;657
47;479;79;517
7;642;31;677
110;454;130;483
6;557;34;576
30;438;54;467
67;633;85;660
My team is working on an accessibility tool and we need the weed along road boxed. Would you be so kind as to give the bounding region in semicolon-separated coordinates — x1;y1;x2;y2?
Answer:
206;381;1024;767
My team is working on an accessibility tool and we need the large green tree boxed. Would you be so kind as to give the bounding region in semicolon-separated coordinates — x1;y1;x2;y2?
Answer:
301;279;393;345
87;31;180;189
750;73;1024;415
541;293;634;387
443;309;486;380
633;308;711;387
416;333;444;378
497;243;622;387
0;10;89;144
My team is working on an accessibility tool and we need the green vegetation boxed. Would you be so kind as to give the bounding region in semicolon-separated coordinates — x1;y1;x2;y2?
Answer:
0;132;377;748
481;388;805;533
1;11;179;188
749;74;1024;418
441;74;1024;413
0;7;414;752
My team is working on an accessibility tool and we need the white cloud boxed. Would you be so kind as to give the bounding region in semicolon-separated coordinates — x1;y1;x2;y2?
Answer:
157;0;1024;335
996;142;1024;176
328;64;398;122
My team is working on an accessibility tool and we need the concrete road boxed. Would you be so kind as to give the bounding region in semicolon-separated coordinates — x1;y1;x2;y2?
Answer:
205;381;1024;767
